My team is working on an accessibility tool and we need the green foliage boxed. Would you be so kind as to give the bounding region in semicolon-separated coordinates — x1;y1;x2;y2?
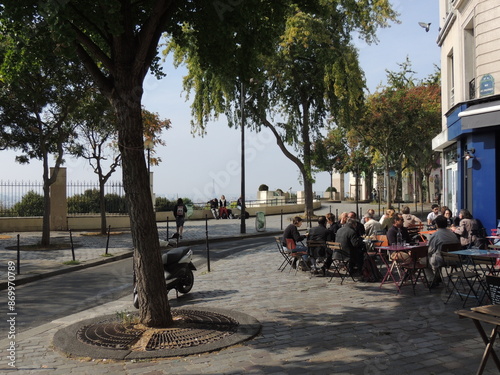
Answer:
67;189;127;214
12;191;44;217
326;187;337;192
258;184;269;191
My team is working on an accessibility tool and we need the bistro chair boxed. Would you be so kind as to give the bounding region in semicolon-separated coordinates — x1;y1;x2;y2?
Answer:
441;252;482;307
326;241;355;284
306;239;326;277
440;242;463;253
275;236;293;272
399;246;430;294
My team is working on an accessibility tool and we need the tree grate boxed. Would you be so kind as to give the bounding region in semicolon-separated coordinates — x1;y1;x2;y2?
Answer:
76;309;239;351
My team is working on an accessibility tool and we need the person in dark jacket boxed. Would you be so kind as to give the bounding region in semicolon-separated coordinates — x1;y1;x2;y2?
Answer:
387;214;411;245
283;216;308;269
308;216;328;273
335;218;364;274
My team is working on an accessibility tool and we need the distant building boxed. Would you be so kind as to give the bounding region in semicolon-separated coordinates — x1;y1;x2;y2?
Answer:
432;0;500;230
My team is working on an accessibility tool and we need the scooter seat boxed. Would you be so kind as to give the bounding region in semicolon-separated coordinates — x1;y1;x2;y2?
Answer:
162;246;191;264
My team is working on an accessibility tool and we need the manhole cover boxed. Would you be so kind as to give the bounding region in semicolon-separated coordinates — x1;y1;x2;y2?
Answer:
77;309;239;351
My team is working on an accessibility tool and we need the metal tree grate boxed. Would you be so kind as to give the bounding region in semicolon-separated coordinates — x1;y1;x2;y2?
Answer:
76;309;239;351
77;322;145;349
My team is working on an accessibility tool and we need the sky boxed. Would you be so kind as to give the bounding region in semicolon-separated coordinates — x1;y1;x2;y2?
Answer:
0;0;441;204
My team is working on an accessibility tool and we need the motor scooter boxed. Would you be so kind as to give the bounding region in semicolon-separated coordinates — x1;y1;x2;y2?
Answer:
133;246;196;309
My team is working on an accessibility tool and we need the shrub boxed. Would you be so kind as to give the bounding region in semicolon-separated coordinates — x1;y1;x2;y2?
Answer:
258;184;269;191
12;191;44;216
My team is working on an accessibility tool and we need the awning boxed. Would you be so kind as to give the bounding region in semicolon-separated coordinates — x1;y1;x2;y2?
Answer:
458;100;500;130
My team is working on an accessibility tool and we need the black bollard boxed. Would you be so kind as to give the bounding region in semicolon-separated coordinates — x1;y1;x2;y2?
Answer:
105;225;111;255
69;229;75;261
16;234;20;275
205;215;210;272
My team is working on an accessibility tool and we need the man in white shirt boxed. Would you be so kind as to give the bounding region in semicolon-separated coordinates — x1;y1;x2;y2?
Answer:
427;204;441;226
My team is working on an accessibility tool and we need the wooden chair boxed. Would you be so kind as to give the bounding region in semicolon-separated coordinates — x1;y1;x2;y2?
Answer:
326;241;355;284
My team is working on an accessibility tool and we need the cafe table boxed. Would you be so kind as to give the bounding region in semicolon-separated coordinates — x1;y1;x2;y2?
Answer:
376;244;424;291
456;305;500;374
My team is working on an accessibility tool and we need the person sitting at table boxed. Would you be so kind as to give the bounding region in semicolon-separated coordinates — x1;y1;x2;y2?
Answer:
323;213;339;276
427;215;461;287
387;214;411;246
379;208;395;233
326;213;340;241
335;218;364;276
451;209;479;249
338;212;348;227
283;216;308;269
347;211;365;237
364;211;382;238
308;216;328;274
427;204;441;226
442;208;455;228
401;206;421;228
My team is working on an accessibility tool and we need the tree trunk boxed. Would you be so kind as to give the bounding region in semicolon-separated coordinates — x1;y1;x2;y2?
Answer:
112;78;172;328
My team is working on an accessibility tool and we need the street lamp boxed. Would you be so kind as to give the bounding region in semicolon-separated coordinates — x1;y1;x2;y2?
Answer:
144;137;154;174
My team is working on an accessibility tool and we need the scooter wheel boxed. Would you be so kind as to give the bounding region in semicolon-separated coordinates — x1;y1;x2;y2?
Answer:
176;268;194;294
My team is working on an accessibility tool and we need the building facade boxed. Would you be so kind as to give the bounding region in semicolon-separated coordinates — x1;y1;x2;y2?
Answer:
432;0;500;230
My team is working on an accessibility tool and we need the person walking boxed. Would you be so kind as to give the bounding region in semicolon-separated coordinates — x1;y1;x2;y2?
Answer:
173;198;187;239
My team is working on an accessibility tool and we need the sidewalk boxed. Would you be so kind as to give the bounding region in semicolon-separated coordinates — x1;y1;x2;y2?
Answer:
5;203;494;374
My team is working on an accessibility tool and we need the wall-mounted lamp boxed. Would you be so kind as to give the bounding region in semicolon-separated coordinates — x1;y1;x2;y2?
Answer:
464;147;475;161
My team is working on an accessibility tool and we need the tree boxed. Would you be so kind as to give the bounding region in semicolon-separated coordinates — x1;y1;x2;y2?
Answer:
70;95;171;234
312;128;348;199
356;59;441;206
169;2;397;218
0;0;306;327
0;24;91;246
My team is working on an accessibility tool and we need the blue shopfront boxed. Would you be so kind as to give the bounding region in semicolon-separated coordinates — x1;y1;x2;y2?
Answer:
433;95;500;232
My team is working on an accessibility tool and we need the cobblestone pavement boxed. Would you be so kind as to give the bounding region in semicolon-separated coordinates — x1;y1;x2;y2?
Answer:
2;203;496;374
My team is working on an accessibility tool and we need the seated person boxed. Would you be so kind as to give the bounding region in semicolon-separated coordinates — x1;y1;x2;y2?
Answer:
379;208;395;233
209;198;219;219
307;216;328;273
347;211;365;237
363;211;382;238
427;215;461;286
283;216;308;268
401;206;422;228
335;218;364;275
387;214;411;245
451;209;479;248
427;204;441;226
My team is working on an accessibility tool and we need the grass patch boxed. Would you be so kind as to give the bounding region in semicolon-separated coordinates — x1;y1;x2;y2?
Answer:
101;253;114;257
63;260;80;265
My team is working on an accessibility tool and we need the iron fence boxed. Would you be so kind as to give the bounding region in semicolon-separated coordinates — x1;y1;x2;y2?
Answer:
0;180;127;217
